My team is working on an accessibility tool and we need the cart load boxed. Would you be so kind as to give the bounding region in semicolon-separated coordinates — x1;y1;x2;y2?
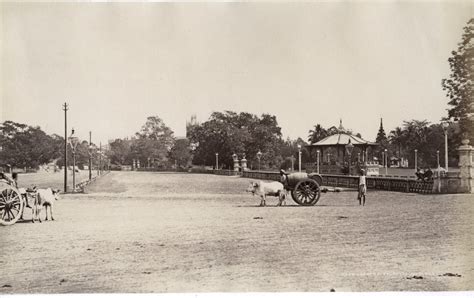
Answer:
280;170;323;206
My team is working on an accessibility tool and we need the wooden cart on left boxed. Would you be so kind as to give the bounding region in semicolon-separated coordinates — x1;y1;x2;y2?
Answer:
0;180;28;226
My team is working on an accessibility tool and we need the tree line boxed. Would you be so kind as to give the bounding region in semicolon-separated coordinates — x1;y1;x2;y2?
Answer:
0;121;104;171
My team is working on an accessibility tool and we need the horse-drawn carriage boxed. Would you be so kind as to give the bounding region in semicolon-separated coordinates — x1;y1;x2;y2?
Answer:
280;170;323;206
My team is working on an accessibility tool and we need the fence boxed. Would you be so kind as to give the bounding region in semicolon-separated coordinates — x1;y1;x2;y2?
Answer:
240;171;434;194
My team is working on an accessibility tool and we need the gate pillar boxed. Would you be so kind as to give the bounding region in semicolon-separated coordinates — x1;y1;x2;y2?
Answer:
458;139;474;193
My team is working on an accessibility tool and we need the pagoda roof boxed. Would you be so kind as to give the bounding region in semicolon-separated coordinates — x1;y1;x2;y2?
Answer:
308;133;378;147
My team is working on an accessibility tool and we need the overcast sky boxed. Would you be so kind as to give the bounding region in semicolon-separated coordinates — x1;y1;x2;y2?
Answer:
1;1;472;145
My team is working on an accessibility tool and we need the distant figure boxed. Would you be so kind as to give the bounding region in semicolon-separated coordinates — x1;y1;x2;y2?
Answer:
358;169;366;206
0;171;15;186
415;167;425;180
424;168;433;181
11;172;19;188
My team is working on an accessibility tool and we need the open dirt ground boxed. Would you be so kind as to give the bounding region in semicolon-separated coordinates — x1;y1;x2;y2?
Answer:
1;172;473;293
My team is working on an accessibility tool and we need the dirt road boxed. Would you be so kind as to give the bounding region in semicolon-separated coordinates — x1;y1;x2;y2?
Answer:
1;172;472;293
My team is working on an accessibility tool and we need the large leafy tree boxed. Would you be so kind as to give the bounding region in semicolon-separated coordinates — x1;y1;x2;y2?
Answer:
108;138;132;165
0;121;61;169
169;138;193;168
132;116;175;167
442;18;474;143
189;111;283;169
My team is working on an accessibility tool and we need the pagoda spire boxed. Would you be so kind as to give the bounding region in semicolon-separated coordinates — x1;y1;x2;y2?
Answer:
338;119;344;131
376;118;387;145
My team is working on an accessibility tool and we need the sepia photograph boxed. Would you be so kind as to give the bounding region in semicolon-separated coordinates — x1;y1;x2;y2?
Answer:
0;0;473;295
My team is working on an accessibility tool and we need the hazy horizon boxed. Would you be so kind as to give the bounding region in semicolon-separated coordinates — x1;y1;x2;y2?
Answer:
1;1;473;145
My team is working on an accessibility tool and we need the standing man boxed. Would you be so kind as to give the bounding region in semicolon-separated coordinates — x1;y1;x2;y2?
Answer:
358;169;367;206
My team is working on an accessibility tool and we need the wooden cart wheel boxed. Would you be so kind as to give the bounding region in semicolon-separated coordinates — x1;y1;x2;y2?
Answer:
0;185;24;226
291;178;321;206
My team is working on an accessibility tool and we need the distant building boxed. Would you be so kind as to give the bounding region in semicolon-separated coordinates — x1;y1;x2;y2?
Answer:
186;114;199;138
186;115;199;150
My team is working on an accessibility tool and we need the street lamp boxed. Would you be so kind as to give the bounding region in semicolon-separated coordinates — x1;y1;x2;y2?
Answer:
384;148;388;175
316;150;320;174
442;122;449;172
436;150;440;169
256;150;262;171
297;144;302;172
68;129;80;192
215;153;219;170
414;149;418;170
345;140;354;175
88;144;94;179
88;131;92;180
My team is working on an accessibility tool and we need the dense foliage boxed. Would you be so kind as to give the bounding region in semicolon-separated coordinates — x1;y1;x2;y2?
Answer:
442;18;474;144
188;111;289;169
0;121;62;169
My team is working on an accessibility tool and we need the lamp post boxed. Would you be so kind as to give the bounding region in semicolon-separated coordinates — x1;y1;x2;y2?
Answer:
316;150;320;174
257;150;262;171
442;122;449;172
414;149;418;170
68;129;79;192
297;144;302;172
99;143;102;175
345;140;354;176
436;150;440;169
215;153;219;170
88;131;92;180
384;148;388;175
62;103;69;193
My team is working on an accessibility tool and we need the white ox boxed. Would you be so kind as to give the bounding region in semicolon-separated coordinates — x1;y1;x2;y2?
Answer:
247;181;287;207
32;188;60;223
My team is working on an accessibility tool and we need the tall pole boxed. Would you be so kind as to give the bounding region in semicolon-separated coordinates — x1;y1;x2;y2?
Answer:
316;150;320;174
89;131;92;180
62;103;68;193
72;149;76;191
298;145;302;173
99;142;102;175
215;153;219;170
414;149;418;170
384;149;388;175
444;130;449;172
348;152;352;175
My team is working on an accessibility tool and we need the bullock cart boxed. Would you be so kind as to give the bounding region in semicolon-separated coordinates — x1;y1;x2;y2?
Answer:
0;180;23;225
0;178;33;226
280;170;323;206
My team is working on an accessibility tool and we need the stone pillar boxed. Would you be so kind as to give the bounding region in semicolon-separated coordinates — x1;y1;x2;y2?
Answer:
458;139;473;193
240;154;248;172
233;154;239;172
